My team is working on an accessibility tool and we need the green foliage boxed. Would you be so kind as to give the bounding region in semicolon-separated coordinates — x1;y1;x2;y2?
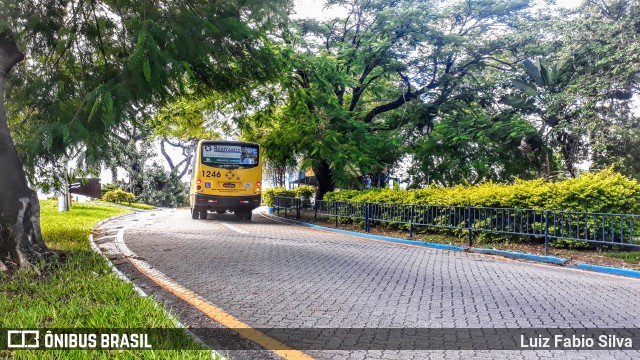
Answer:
549;239;592;250
263;185;316;206
95;200;155;210
5;0;640;210
102;188;136;205
263;187;297;207
410;104;542;186
501;57;587;177
499;2;640;179
136;163;189;208
5;0;288;185
325;169;640;214
0;200;209;359
100;183;119;198
125;202;155;210
241;0;535;197
604;251;640;263
151;95;230;141
323;190;361;202
294;185;315;200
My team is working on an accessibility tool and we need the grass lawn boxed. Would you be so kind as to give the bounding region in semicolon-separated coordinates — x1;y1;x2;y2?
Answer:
604;251;640;263
0;200;211;359
91;200;156;210
119;202;156;210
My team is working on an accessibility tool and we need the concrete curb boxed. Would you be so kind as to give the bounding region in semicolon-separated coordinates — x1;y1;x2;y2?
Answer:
469;247;567;265
90;212;226;359
569;263;640;279
262;213;640;279
89;233;148;297
262;212;466;251
93;211;134;229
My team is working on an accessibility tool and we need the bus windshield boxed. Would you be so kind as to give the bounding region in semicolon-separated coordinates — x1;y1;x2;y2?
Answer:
201;143;259;168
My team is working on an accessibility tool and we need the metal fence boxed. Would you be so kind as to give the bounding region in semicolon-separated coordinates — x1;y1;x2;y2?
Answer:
272;196;640;254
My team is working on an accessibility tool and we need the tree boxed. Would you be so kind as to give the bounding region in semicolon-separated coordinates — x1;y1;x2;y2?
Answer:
159;138;196;180
137;162;189;208
409;103;542;187
0;33;47;270
1;0;288;269
563;0;640;178
501;58;587;177
501;1;640;178
151;93;240;180
240;0;534;199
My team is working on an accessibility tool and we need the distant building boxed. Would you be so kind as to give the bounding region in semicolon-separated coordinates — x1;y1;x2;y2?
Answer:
290;168;317;189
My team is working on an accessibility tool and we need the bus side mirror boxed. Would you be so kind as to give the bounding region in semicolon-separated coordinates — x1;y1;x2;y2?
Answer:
188;169;192;175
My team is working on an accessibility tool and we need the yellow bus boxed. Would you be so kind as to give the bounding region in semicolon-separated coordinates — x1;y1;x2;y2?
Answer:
189;140;262;221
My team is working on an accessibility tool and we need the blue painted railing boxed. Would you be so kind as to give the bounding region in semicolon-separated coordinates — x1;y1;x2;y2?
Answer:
272;196;640;254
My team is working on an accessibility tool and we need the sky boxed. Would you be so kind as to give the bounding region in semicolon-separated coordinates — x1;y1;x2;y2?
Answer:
292;0;584;20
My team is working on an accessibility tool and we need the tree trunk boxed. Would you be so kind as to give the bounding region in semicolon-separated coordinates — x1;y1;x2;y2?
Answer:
0;33;48;270
539;151;550;181
313;159;334;200
558;132;578;178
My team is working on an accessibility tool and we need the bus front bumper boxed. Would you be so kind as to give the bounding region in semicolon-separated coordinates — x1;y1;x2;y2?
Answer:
193;193;261;211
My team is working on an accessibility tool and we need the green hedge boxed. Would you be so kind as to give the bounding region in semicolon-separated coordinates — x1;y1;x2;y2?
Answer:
102;188;136;205
325;169;640;214
263;185;315;206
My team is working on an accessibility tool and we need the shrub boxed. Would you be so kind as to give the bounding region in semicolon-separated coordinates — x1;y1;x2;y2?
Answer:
100;183;119;198
294;185;315;200
324;189;360;201
323;169;640;214
320;169;640;250
136;162;189;208
263;187;299;206
102;188;136;205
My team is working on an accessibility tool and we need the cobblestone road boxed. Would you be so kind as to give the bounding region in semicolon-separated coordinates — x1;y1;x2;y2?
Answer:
121;209;640;359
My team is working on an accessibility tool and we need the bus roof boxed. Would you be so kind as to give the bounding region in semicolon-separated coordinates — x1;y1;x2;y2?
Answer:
198;140;259;147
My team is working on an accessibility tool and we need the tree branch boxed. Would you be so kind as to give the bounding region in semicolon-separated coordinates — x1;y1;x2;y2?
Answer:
90;0;109;68
160;139;175;169
361;86;425;123
349;58;382;111
178;155;192;179
0;34;25;76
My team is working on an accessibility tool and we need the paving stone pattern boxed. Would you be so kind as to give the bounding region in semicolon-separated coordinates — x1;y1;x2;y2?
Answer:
114;209;640;359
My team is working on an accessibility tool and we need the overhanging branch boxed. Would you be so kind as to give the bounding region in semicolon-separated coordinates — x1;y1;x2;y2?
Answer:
361;87;425;123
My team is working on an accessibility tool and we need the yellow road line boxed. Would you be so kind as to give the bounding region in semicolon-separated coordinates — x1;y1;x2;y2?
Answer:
114;217;313;360
128;257;314;360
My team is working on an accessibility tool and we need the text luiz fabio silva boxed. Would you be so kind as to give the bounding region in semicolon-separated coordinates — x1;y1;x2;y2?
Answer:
520;334;633;349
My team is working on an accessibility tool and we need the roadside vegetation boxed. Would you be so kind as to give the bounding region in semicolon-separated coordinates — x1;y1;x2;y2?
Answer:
94;199;156;210
3;0;640;269
0;200;210;359
324;169;640;214
0;0;639;345
270;170;640;270
263;185;315;207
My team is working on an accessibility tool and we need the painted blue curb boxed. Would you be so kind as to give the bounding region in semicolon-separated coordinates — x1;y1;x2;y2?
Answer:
569;263;640;278
470;247;567;265
264;213;640;280
263;213;465;252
